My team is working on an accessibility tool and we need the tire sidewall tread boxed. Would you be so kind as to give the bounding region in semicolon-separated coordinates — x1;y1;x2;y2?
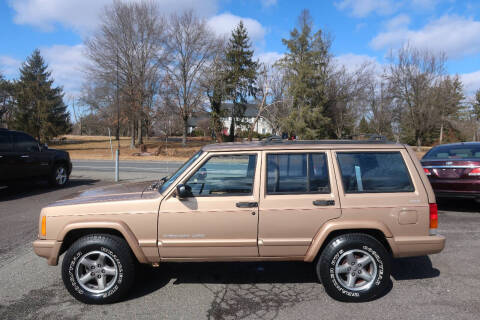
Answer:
61;234;135;304
317;233;391;302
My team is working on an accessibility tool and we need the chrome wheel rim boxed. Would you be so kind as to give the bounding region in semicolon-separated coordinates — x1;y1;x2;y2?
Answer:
334;249;377;291
75;250;118;294
56;167;67;185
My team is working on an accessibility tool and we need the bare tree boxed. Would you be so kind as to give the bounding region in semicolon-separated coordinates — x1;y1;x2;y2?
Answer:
85;0;165;148
161;10;219;146
262;65;291;135
385;45;447;148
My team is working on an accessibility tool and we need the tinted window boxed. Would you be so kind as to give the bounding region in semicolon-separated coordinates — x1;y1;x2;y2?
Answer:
0;132;13;152
337;152;414;193
267;153;330;194
423;144;480;159
185;154;256;196
14;132;39;152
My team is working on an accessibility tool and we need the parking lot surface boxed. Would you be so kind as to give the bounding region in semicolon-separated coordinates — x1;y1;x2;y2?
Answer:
0;176;479;319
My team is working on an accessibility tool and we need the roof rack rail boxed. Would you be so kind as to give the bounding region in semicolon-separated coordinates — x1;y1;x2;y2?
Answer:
261;135;283;143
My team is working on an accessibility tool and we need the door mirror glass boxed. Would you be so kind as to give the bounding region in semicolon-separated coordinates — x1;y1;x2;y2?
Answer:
176;184;193;199
41;143;48;151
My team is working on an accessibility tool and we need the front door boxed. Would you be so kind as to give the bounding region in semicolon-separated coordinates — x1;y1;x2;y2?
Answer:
0;131;15;181
12;132;47;178
158;152;261;258
258;150;341;257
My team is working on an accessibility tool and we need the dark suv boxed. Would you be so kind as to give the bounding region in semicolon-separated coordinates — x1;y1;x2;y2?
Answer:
0;128;72;187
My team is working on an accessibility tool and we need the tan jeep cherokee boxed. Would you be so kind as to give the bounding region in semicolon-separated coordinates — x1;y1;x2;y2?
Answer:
33;138;445;303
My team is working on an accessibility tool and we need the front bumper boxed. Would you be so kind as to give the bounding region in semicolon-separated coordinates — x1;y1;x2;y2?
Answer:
32;239;62;266
389;235;446;258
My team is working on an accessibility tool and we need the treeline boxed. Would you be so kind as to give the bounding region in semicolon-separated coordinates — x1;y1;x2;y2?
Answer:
2;1;480;147
0;50;70;142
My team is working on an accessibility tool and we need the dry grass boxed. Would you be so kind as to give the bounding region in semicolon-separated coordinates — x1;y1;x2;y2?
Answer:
53;135;210;161
53;135;431;161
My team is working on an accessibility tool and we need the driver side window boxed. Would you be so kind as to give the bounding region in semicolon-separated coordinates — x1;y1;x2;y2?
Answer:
185;154;257;196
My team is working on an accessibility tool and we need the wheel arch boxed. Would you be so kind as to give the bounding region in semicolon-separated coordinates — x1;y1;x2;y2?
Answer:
57;221;148;264
304;221;394;262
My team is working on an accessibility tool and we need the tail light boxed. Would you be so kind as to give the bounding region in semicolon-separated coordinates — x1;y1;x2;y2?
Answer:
468;168;480;176
423;168;431;176
429;203;438;235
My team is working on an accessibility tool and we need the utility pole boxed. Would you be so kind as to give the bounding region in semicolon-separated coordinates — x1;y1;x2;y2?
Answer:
115;50;120;182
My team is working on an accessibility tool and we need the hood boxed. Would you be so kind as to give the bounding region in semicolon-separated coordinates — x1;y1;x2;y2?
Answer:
49;180;160;207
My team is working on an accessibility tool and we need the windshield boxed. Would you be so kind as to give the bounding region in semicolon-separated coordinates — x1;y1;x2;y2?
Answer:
423;144;480;160
159;151;203;193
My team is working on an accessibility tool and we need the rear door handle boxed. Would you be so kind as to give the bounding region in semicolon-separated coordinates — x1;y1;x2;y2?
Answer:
313;200;335;206
20;155;30;158
236;202;258;208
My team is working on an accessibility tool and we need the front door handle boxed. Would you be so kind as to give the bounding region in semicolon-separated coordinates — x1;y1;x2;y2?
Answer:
236;202;258;208
20;155;30;158
313;200;335;206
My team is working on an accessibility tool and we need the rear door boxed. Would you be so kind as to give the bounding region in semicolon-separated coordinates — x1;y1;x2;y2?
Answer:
0;131;15;181
258;150;341;257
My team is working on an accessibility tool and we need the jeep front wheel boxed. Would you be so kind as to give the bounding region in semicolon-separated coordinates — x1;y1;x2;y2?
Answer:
61;234;135;304
317;233;391;302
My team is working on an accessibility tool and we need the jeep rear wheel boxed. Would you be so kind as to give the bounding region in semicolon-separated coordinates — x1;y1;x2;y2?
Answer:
317;233;391;302
61;234;135;304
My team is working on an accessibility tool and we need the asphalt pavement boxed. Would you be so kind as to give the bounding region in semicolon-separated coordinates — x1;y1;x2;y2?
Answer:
0;166;479;319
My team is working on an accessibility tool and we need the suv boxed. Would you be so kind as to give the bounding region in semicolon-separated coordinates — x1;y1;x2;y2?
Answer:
0;128;72;187
33;139;445;303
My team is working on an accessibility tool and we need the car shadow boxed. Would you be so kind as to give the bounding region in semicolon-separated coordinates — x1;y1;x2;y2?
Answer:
126;256;438;303
0;178;101;201
391;256;440;280
437;198;479;213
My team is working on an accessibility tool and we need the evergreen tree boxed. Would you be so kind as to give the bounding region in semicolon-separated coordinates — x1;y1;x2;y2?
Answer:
13;49;70;142
358;116;371;134
279;9;331;139
224;21;258;141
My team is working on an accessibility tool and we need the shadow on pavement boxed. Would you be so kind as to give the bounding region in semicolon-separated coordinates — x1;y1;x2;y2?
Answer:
391;256;440;280
0;178;100;201
437;198;479;213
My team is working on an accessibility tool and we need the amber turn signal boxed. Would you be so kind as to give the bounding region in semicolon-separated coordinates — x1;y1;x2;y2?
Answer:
41;216;46;236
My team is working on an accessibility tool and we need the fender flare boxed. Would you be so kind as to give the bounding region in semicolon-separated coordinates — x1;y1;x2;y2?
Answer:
57;220;148;264
304;220;393;262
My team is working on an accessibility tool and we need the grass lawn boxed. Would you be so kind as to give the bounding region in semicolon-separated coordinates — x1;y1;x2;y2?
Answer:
53;135;430;161
52;135;210;161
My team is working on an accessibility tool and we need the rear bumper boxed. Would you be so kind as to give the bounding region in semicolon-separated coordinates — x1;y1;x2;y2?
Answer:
32;239;62;266
389;235;446;258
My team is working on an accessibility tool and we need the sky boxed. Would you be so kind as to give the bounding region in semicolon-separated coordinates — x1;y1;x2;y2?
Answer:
1;0;480;107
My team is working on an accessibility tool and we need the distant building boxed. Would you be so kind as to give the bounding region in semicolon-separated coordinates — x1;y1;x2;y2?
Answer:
188;103;274;135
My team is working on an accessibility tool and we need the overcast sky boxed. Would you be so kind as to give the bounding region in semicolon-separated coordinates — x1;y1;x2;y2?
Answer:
1;0;479;103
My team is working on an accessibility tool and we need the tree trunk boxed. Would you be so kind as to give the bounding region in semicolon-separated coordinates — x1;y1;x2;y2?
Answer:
130;119;135;149
182;117;188;147
416;136;422;152
229;116;235;142
137;118;143;145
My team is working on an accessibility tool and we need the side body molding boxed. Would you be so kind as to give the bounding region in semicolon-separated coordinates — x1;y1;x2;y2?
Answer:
57;221;148;264
303;220;394;262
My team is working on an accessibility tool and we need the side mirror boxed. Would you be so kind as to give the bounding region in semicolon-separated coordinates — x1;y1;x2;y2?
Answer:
176;184;193;199
42;143;48;151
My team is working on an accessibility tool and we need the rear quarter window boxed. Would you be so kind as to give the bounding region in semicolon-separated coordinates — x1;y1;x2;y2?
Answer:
337;152;414;193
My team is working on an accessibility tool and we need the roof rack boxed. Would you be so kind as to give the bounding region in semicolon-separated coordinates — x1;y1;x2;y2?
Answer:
260;134;392;145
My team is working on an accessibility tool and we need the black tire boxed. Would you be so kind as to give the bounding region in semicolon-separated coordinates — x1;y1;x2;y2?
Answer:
316;233;391;302
61;234;135;304
49;163;69;187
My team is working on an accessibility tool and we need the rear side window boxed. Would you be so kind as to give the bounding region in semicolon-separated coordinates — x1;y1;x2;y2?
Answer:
267;153;330;194
0;132;13;152
14;132;39;152
337;152;414;193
